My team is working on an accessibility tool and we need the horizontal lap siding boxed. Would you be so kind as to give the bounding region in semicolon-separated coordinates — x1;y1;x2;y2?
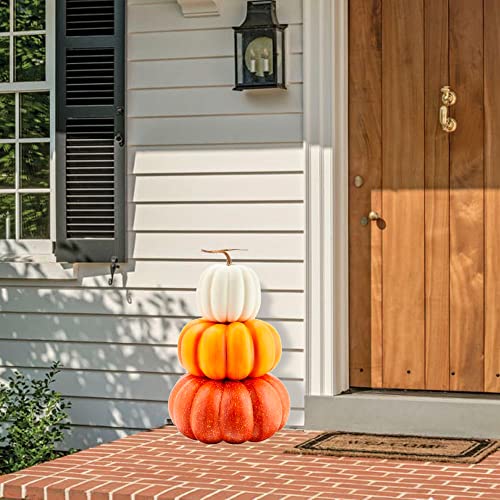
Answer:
0;313;305;349
0;0;305;449
0;368;305;408
128;55;303;89
0;289;304;319
0;341;305;380
129;145;305;174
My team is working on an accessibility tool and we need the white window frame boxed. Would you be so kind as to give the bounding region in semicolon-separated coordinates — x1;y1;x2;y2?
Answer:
0;0;55;259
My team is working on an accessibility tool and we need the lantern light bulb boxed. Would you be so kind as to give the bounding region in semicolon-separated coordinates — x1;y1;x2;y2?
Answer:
262;48;270;73
249;49;257;73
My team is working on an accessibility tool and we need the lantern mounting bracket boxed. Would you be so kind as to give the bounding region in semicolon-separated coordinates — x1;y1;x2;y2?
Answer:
176;0;220;18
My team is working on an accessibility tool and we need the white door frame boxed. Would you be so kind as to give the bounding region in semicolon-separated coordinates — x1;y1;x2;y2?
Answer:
302;0;500;438
304;0;349;398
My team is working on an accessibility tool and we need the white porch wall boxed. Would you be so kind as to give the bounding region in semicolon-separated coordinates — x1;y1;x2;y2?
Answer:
0;0;305;450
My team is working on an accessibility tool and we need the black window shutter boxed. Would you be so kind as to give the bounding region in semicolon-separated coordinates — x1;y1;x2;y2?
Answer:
55;0;126;263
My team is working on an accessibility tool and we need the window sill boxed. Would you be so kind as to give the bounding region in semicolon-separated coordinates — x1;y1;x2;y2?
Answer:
0;242;76;281
0;259;76;280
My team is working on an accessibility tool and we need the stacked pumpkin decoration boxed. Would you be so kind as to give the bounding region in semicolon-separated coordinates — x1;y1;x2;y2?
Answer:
168;249;290;444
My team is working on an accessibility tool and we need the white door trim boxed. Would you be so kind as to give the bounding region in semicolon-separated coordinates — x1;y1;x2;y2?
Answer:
303;0;349;398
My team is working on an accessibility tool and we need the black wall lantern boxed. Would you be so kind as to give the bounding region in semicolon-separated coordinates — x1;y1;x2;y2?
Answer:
233;0;288;91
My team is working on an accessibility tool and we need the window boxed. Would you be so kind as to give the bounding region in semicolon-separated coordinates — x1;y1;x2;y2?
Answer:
0;0;125;263
0;0;53;244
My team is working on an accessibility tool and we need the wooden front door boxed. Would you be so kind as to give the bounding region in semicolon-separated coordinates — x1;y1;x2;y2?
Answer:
349;0;500;392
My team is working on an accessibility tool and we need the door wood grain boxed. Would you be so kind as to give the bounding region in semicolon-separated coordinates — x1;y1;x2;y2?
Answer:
424;0;450;391
348;0;383;388
449;0;484;392
484;0;500;393
382;0;425;389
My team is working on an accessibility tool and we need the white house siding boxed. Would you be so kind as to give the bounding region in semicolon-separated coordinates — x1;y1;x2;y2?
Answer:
0;0;305;450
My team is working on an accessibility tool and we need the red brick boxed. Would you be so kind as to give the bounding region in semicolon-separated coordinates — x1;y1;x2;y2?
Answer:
335;496;370;500
279;496;316;500
24;477;74;500
122;479;187;489
303;485;354;494
89;481;128;500
134;485;184;500
228;494;264;500
179;488;225;499
67;481;113;500
45;479;91;500
156;487;195;499
3;475;44;499
0;429;497;500
111;483;154;500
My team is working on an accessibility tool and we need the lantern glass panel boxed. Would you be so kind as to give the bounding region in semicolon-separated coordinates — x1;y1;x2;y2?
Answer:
276;29;284;86
245;36;273;78
236;31;244;85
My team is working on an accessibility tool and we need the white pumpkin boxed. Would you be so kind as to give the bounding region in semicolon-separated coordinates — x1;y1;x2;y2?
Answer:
196;249;261;323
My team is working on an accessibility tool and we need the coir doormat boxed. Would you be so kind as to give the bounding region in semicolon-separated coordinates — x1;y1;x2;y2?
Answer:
285;431;500;464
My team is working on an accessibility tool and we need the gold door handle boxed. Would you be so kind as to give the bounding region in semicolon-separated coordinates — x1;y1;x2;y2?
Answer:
441;86;456;106
440;105;457;133
440;86;457;133
361;210;385;227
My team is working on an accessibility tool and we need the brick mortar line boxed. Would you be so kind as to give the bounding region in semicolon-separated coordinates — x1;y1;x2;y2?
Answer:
176;487;209;499
125;482;159;500
1;474;65;499
86;480;115;500
35;477;78;500
196;484;234;499
63;479;101;500
139;481;186;500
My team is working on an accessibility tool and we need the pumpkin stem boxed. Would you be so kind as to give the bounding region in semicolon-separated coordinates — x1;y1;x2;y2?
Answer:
201;248;247;266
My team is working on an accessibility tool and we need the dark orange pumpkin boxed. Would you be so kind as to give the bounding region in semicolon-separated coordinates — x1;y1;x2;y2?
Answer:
168;373;290;444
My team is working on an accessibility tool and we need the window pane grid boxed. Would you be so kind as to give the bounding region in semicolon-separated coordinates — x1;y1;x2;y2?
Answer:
0;30;46;35
0;0;49;240
14;90;18;238
8;0;12;84
0;188;49;192
0;137;50;144
0;0;46;85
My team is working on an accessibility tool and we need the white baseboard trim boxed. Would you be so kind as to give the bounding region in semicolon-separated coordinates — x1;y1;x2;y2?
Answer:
305;392;500;439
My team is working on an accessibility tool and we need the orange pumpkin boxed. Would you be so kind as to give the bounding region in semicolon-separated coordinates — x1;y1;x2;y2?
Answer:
168;373;290;444
177;318;282;380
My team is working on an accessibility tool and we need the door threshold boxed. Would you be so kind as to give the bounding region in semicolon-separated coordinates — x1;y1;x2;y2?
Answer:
350;387;500;400
305;391;500;439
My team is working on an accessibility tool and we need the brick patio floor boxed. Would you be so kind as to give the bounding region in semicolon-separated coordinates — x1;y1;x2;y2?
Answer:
1;427;499;500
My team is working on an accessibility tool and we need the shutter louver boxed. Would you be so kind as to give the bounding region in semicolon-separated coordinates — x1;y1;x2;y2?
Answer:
66;0;115;36
66;48;115;106
56;0;125;263
66;117;115;239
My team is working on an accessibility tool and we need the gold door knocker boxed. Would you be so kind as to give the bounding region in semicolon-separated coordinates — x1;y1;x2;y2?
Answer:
440;86;457;133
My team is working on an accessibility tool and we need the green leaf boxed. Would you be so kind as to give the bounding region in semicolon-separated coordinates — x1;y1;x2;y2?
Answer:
0;361;73;473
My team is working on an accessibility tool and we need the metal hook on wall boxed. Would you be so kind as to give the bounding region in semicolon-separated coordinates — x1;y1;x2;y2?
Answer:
108;256;120;286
